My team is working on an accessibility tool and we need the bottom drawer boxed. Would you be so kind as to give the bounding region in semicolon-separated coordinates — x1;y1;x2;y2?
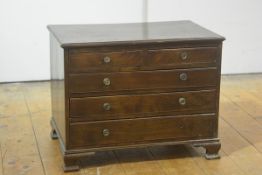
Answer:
69;114;216;148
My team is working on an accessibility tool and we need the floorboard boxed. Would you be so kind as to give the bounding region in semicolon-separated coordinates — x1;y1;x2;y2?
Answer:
220;95;262;153
149;145;206;175
221;75;262;125
0;143;3;175
219;118;262;175
0;84;45;175
114;148;166;175
0;74;262;174
0;115;44;175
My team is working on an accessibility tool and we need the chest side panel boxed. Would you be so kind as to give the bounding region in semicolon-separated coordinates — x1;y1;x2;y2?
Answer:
50;33;67;145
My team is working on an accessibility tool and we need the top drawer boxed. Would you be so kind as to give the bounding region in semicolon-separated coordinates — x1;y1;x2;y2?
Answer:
69;47;218;73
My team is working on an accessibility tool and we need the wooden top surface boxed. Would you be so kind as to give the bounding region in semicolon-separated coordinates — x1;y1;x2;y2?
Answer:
47;20;225;47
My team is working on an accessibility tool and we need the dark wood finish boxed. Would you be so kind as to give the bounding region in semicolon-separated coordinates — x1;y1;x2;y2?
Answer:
70;90;216;121
205;142;221;159
193;141;221;159
50;34;67;145
63;155;80;172
69;114;215;148
69;68;218;94
69;47;218;73
48;21;225;171
47;20;224;48
50;128;58;140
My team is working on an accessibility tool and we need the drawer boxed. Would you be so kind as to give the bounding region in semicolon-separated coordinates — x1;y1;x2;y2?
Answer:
69;68;218;94
70;90;216;121
69;114;215;148
147;47;218;68
69;47;218;73
69;50;144;73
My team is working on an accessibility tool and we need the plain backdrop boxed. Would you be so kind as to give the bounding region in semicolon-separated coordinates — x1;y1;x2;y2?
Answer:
0;0;262;82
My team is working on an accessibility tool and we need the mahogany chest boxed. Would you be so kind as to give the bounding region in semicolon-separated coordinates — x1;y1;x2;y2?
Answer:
48;21;225;171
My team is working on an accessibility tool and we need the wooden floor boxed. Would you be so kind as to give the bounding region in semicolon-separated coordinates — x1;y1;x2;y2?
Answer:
1;74;262;175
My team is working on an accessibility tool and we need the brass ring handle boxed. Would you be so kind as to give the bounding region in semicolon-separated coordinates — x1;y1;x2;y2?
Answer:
180;52;188;60
102;129;110;137
103;103;111;111
103;56;111;63
103;77;111;86
179;97;186;106
179;73;188;81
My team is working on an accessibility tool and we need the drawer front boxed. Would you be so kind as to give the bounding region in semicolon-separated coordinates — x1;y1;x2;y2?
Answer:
69;50;144;73
69;68;218;94
69;114;215;148
70;90;216;120
147;47;218;68
69;47;218;73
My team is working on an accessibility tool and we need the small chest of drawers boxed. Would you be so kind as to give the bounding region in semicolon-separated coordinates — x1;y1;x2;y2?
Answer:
48;20;225;172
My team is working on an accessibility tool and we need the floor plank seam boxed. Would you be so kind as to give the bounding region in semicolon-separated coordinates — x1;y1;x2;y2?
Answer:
0;113;30;119
220;117;262;155
30;109;50;115
221;93;262;151
222;93;262;128
1;75;262;174
146;148;168;175
22;91;47;175
219;147;250;175
112;150;128;175
0;143;4;175
186;146;215;175
234;85;262;124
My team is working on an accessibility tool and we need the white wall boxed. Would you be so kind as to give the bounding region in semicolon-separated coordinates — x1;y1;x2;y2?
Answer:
147;0;262;75
0;0;143;82
0;0;262;82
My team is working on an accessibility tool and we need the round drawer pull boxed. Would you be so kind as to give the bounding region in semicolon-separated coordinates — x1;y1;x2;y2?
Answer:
180;52;188;60
103;77;111;86
102;129;110;137
179;73;188;81
103;103;111;111
179;97;186;106
179;123;184;129
103;56;111;63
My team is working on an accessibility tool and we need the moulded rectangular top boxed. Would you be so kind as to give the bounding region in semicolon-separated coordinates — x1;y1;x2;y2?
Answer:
47;20;225;48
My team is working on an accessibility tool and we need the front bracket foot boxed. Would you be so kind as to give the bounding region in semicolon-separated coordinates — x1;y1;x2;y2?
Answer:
50;119;58;140
193;141;221;160
50;128;58;140
63;156;80;172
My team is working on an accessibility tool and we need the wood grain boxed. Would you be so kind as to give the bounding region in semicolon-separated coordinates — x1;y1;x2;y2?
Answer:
47;21;224;48
187;146;247;175
220;95;262;153
219;118;262;175
0;84;45;175
48;21;224;171
0;83;29;117
50;33;67;146
0;142;3;175
149;145;206;175
114;148;166;175
69;114;215;148
1;74;262;174
0;116;45;175
70;90;217;120
69;68;218;94
221;75;262;126
69;47;218;73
